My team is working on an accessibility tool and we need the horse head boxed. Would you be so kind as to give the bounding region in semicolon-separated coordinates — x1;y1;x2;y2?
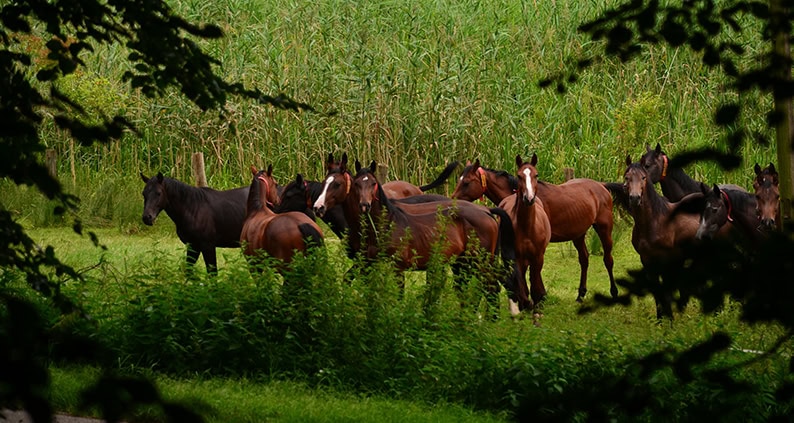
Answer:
695;184;727;240
313;153;351;217
515;154;538;206
140;172;166;225
639;142;669;183
277;173;311;213
753;162;780;231
623;155;648;208
251;164;279;207
451;159;485;201
352;160;380;214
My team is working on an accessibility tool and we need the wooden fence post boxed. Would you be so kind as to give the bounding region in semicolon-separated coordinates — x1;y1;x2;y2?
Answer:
563;167;575;181
376;163;389;183
192;152;208;187
45;149;57;180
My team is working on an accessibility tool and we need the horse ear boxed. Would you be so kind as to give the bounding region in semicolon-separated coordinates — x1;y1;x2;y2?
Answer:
530;153;538;167
140;172;149;183
266;164;273;177
473;159;480;169
295;173;304;184
341;153;348;166
250;165;257;176
645;143;651;153
754;163;762;175
156;172;164;183
369;160;377;174
769;163;777;174
354;160;362;173
326;153;334;168
466;160;472;166
515;155;522;169
625;155;632;167
655;143;662;154
712;183;720;194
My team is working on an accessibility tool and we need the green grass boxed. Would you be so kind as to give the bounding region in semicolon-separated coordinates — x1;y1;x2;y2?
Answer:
17;0;776;205
19;221;792;421
50;366;506;423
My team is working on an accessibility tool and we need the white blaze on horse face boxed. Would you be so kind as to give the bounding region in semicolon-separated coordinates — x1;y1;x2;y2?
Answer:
521;168;535;200
313;175;336;209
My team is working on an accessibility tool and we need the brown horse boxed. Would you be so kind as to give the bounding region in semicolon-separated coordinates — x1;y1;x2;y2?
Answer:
379;161;460;198
497;154;552;310
241;165;324;274
753;163;781;232
451;158;618;301
694;183;760;244
622;156;705;319
313;157;521;314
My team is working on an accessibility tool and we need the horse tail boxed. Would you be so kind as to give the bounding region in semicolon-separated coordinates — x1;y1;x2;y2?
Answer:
298;223;324;249
419;161;460;192
602;182;630;212
488;207;515;262
489;207;519;301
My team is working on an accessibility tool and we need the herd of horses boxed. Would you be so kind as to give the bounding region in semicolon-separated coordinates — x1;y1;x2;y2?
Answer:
140;143;782;319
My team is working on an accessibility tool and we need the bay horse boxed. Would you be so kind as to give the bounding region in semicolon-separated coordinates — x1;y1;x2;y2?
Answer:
694;183;760;244
451;157;618;302
240;166;324;274
313;158;521;315
497;154;552;310
753;163;781;232
140;172;250;274
622;155;705;319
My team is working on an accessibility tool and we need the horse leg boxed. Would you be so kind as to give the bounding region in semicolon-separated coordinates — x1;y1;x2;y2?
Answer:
571;235;589;302
185;244;200;279
528;255;547;308
593;219;618;298
515;258;533;313
202;247;218;276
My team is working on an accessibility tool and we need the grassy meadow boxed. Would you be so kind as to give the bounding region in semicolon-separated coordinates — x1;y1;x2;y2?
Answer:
2;0;792;420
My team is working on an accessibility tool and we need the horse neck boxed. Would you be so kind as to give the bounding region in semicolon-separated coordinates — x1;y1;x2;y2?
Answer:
484;170;515;204
246;179;274;218
162;178;202;220
631;180;669;229
661;167;700;201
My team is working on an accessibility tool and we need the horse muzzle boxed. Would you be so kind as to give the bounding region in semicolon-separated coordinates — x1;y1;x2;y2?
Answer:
142;214;156;226
520;194;536;206
760;218;776;231
314;205;327;218
629;195;642;208
359;203;371;214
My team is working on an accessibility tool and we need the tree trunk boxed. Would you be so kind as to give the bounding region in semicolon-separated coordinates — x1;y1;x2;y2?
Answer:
771;0;793;228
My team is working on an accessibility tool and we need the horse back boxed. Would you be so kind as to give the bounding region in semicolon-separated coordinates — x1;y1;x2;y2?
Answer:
383;181;423;199
536;179;610;240
206;186;250;247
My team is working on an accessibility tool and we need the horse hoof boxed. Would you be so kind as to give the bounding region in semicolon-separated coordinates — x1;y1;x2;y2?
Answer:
576;296;584;303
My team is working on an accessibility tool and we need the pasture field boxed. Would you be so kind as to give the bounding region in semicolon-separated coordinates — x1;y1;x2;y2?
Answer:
10;221;791;421
3;0;791;420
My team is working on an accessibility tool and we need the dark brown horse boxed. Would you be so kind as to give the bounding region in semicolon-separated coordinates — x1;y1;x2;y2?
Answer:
451;158;618;301
140;172;250;274
639;143;746;202
753;163;781;232
497;154;552;310
241;166;324;274
622;156;705;319
694;183;760;244
313;157;520;314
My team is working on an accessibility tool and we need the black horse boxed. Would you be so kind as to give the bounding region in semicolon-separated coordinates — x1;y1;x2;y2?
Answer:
140;172;250;274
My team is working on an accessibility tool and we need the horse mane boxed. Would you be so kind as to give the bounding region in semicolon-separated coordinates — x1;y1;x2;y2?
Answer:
163;176;210;204
246;174;264;216
462;164;518;191
723;187;756;210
